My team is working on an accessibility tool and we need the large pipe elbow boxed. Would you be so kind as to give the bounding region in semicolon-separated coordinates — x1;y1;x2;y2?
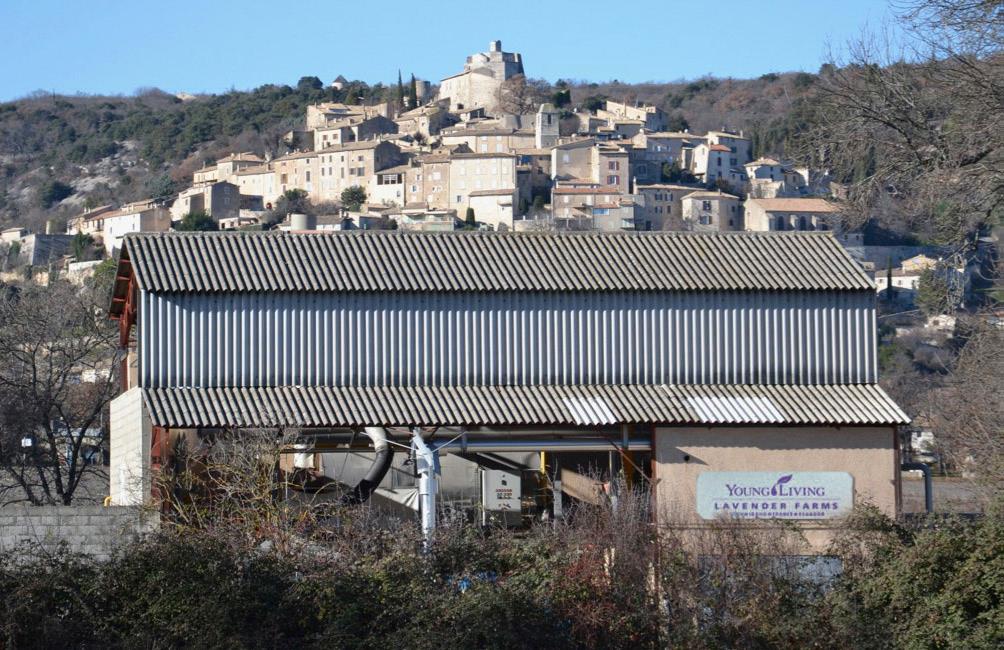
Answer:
340;427;393;506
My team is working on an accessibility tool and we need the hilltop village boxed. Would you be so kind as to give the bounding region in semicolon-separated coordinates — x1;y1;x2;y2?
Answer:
5;42;841;243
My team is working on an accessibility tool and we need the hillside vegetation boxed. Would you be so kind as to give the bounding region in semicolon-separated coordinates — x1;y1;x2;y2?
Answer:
0;72;820;232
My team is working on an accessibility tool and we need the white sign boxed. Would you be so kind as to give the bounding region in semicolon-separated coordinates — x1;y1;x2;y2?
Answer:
696;471;853;520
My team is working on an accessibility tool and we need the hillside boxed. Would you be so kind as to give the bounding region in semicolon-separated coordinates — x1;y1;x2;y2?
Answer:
0;71;820;232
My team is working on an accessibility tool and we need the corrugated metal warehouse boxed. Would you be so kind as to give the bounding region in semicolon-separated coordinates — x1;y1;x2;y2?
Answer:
108;230;908;546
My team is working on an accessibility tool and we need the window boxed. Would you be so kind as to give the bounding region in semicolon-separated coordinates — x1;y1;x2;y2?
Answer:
456;195;462;203
699;215;711;225
607;175;620;185
608;161;620;171
702;200;712;210
798;215;808;231
594;208;609;215
562;153;570;163
716;158;722;167
280;174;288;184
775;215;786;231
305;171;311;182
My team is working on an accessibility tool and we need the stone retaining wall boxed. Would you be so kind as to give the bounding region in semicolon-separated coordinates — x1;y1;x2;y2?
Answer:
0;504;157;561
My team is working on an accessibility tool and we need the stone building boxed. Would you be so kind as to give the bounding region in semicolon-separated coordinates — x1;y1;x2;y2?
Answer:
103;200;172;255
171;182;241;223
629;132;697;185
597;100;668;132
635;183;700;231
681;190;742;232
313;115;398;151
311;141;404;203
744;198;839;232
448;152;517;228
439;124;536;155
438;40;525;113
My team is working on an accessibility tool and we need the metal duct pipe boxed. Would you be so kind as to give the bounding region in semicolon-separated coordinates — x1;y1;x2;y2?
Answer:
902;461;933;513
434;438;652;453
339;427;393;506
412;430;439;549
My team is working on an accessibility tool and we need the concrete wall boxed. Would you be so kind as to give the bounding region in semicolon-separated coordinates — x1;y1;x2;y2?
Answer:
654;425;899;550
109;387;152;506
0;504;157;560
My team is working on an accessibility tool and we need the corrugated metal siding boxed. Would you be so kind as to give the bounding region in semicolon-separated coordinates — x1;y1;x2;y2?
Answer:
123;230;874;293
140;290;877;388
141;383;909;428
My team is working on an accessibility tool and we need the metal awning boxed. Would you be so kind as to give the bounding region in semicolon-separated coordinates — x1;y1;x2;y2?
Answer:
141;383;909;429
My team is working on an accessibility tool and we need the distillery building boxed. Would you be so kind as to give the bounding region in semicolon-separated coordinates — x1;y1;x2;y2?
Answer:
108;230;908;547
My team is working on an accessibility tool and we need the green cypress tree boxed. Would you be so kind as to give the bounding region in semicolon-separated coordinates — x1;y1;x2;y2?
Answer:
397;70;405;110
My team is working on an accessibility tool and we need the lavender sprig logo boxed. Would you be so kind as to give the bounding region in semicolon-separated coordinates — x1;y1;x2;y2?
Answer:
770;474;793;496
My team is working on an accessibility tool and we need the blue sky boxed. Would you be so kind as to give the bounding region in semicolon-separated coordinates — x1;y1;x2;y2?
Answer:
0;0;893;101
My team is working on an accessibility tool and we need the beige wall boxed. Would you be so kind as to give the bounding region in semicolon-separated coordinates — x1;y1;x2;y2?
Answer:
109;387;152;506
682;194;741;231
654;426;900;550
745;203;835;232
448;154;515;209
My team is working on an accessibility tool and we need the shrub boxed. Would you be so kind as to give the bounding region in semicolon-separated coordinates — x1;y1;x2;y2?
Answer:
175;210;218;231
37;179;73;208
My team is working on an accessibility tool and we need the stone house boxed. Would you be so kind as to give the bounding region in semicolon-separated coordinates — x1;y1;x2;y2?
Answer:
705;130;752;166
369;164;410;206
635;184;700;231
312;141;403;203
312;115;398;151
439;125;536;154
551;139;630;194
171;182;240;223
744;198;839;232
629;132;697;185
66;204;116;236
551;185;623;222
235;164;280;208
681;190;742;232
394;103;455;139
692;143;734;186
448;152;516;227
102;200;172;255
597;100;667;132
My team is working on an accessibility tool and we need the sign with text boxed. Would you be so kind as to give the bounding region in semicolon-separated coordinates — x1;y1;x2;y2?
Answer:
696;472;853;520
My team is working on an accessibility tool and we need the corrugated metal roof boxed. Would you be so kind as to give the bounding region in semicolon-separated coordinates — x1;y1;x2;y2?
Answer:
141;383;908;429
121;231;873;294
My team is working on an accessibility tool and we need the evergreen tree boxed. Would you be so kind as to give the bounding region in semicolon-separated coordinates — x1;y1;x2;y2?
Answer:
409;73;418;109
464;207;476;229
397;70;405;111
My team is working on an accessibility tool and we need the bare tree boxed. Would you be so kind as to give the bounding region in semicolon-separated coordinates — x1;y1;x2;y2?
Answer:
932;318;1004;494
0;277;120;505
497;75;549;115
804;1;1003;248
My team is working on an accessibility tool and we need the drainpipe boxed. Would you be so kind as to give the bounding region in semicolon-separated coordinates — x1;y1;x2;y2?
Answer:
412;429;440;549
339;427;392;506
902;462;933;513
